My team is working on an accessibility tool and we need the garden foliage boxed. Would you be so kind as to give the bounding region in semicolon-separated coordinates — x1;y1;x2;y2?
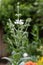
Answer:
0;0;43;65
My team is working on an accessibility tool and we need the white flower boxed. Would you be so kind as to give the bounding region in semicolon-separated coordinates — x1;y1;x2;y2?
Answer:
20;19;24;24
23;53;28;57
14;19;24;25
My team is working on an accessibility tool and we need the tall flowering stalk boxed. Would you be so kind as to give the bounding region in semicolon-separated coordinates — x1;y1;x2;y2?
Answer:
14;2;24;25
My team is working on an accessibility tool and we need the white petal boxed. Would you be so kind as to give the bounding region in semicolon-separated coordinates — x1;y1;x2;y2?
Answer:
20;19;23;22
19;22;24;25
14;19;24;25
23;53;28;57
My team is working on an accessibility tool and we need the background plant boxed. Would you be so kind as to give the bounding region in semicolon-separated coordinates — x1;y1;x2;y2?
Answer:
0;0;43;65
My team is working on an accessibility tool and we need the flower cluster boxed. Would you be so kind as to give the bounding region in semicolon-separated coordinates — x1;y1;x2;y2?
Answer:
25;61;36;65
36;57;43;65
14;19;24;25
